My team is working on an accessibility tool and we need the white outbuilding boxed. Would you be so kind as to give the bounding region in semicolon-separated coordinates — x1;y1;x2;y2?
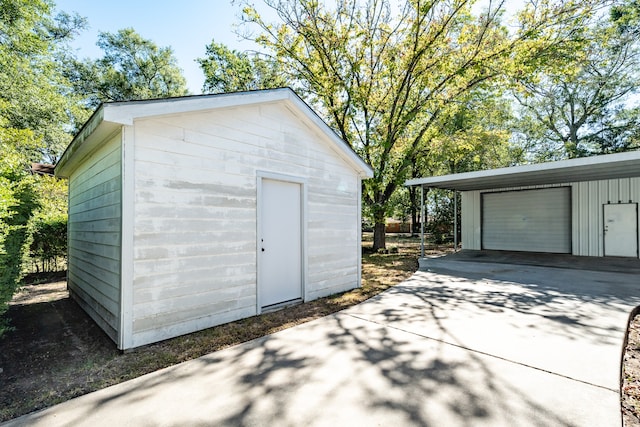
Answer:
406;151;640;258
55;88;373;350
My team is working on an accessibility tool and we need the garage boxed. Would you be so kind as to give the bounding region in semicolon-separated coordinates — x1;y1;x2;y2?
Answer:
405;150;640;258
482;187;571;253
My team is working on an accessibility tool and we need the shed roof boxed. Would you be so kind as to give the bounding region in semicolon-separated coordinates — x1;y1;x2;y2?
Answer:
55;88;374;179
30;163;55;176
405;150;640;191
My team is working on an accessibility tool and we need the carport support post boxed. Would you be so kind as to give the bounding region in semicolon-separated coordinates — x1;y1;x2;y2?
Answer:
454;190;458;252
420;185;425;258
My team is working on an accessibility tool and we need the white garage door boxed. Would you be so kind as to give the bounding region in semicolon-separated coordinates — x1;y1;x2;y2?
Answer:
482;187;571;253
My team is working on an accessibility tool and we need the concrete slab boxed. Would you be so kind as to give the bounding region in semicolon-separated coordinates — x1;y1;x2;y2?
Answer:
3;257;637;427
348;258;640;391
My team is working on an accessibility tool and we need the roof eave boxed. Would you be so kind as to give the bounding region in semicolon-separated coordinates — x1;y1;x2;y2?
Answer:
55;88;374;179
405;150;640;191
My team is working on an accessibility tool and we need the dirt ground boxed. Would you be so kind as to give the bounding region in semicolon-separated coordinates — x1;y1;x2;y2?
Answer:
0;235;440;422
0;281;120;421
1;238;638;424
623;312;640;426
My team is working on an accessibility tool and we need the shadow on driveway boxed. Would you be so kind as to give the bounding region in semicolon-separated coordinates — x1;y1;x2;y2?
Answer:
5;255;637;427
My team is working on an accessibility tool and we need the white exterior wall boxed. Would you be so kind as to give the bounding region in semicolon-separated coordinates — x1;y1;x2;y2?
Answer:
461;191;481;250
67;134;122;342
129;103;362;347
461;178;640;256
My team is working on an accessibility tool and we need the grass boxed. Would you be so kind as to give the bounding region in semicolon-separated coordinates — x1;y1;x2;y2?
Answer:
1;234;453;422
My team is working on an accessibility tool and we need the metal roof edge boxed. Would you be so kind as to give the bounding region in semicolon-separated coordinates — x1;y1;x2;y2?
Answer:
405;150;640;189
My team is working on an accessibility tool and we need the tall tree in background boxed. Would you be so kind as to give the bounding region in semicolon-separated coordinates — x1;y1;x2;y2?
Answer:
0;0;86;337
69;28;189;107
512;5;640;160
389;88;515;238
242;0;604;250
1;0;88;163
198;39;287;93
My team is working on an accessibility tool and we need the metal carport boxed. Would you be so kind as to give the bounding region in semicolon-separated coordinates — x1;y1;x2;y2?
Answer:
405;150;640;257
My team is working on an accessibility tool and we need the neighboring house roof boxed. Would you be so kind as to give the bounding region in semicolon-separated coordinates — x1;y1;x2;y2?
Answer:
30;163;56;176
405;150;640;191
55;88;374;179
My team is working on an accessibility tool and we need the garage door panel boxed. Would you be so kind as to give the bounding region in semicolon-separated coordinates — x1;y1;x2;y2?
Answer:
482;187;571;253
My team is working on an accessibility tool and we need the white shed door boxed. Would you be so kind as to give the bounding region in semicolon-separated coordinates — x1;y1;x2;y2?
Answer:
259;179;302;309
604;203;638;257
482;187;571;253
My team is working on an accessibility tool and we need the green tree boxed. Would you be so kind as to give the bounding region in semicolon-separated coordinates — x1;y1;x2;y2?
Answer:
0;130;39;337
0;0;87;336
242;0;602;250
69;28;189;107
198;39;287;93
512;11;640;160
1;0;88;163
611;0;640;36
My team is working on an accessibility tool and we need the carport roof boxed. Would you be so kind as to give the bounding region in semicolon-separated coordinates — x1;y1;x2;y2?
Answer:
405;150;640;191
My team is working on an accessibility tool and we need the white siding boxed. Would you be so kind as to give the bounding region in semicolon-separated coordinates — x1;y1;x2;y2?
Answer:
460;178;640;257
129;103;361;347
67;134;122;343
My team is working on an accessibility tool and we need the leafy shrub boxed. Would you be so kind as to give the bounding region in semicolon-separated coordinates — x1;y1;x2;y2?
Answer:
28;214;67;273
0;175;39;337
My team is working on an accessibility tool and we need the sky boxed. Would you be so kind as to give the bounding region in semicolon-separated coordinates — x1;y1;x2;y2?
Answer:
54;1;271;94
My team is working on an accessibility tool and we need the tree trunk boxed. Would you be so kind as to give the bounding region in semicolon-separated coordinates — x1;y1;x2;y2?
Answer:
409;186;419;237
373;221;386;251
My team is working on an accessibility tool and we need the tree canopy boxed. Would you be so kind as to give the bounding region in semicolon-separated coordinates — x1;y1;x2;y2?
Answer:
198;39;287;93
69;28;189;108
241;0;609;249
512;8;640;160
0;0;88;164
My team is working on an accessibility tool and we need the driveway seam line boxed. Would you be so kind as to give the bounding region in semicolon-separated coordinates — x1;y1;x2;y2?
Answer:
342;312;618;394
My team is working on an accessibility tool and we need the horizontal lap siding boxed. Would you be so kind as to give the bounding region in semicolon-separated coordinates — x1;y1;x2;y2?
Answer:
131;103;361;346
67;135;122;343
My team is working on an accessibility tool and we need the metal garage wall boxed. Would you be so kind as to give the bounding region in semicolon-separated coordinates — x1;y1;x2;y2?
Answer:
573;177;640;256
461;177;640;256
462;192;481;249
481;187;572;253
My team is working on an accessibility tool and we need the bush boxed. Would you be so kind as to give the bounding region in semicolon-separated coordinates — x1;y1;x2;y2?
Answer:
0;176;39;337
28;215;67;273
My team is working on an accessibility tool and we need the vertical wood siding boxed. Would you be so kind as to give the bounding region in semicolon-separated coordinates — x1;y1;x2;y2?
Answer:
460;178;640;256
67;135;122;343
130;103;362;347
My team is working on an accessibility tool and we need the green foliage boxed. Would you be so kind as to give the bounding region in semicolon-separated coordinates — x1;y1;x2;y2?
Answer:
198;39;287;93
611;0;640;36
0;0;88;163
28;215;67;273
28;174;68;273
0;0;85;337
425;189;459;244
0;170;38;338
512;8;640;160
69;28;189;107
243;0;602;248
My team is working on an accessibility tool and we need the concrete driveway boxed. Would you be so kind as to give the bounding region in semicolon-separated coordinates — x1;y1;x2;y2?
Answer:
4;255;639;427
